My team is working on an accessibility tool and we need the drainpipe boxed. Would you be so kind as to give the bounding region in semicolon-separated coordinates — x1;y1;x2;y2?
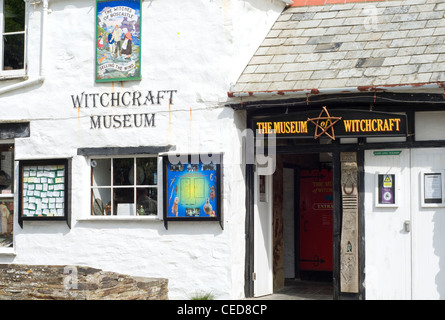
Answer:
0;0;48;96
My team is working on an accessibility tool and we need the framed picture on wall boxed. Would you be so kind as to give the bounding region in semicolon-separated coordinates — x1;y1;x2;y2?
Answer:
421;170;445;207
95;0;142;82
162;154;222;229
18;159;71;228
375;173;398;207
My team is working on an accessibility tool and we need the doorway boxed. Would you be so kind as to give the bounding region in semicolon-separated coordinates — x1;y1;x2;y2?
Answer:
253;151;335;298
279;153;334;296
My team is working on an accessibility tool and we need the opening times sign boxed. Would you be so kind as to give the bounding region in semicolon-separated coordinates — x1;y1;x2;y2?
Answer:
253;109;407;140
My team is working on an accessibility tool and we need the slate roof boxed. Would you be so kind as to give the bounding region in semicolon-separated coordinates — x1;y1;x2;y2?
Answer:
230;0;445;96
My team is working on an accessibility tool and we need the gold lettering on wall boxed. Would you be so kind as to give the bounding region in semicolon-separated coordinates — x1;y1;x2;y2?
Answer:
256;121;308;135
343;118;401;133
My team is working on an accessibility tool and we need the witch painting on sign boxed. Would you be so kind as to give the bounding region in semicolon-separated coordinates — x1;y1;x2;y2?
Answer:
95;0;141;82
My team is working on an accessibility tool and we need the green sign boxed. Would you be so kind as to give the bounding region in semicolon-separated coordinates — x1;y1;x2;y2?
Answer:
373;151;402;156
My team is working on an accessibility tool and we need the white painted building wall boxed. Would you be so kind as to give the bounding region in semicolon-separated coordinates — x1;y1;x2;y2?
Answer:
0;0;286;299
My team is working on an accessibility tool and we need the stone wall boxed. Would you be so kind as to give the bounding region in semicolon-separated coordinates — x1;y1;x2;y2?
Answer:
0;264;168;300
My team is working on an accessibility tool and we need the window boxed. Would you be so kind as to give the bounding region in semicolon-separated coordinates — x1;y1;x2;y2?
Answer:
1;0;26;75
91;156;159;216
0;143;14;247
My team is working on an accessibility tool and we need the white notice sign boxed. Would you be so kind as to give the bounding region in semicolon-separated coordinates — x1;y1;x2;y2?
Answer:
424;173;442;203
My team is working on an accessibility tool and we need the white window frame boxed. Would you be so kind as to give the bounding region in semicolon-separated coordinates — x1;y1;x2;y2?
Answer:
0;0;27;78
0;141;14;253
89;155;163;220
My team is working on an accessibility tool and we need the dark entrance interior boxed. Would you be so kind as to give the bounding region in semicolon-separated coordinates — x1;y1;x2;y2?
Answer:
272;151;334;298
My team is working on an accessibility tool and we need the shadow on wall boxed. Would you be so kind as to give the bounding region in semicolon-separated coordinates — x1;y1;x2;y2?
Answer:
434;208;445;299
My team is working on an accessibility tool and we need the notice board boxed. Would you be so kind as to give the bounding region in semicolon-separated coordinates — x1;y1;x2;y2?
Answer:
18;159;70;228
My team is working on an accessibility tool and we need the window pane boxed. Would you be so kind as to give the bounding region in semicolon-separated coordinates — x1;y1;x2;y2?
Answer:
92;188;111;215
114;188;134;215
136;157;157;185
113;158;133;186
137;187;157;215
3;33;24;70
92;159;111;187
0;144;13;194
0;199;13;247
4;0;25;32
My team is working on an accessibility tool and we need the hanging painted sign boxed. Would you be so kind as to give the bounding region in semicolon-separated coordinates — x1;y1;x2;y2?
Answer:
253;108;407;140
162;155;222;229
95;0;141;82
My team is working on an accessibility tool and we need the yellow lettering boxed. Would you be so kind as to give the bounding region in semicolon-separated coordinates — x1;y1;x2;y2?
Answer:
257;122;264;134
377;119;383;131
365;119;372;132
286;122;291;134
343;118;403;133
273;122;281;134
389;119;395;131
394;118;401;131
354;120;360;132
272;121;309;135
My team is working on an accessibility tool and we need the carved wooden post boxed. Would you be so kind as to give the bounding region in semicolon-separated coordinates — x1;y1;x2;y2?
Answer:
340;152;359;293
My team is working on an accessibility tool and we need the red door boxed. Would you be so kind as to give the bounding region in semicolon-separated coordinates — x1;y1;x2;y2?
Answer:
299;169;333;272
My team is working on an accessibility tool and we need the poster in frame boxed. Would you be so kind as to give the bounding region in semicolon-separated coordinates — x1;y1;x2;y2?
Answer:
420;170;445;207
162;154;222;229
95;0;141;82
18;159;71;228
375;173;398;207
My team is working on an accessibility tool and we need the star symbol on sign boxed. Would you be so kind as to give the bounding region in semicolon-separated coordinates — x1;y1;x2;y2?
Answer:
307;106;342;140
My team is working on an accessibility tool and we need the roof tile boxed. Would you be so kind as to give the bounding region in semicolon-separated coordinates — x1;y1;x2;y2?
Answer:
231;0;445;94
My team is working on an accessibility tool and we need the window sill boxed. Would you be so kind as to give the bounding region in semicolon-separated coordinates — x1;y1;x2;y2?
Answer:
77;215;162;222
0;74;27;81
0;247;16;256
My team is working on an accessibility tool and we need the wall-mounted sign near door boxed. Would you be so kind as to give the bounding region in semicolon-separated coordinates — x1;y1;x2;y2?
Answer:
162;154;222;229
376;173;397;207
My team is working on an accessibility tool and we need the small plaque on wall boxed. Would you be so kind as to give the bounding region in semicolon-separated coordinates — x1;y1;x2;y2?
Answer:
18;159;71;228
375;173;398;207
421;170;445;207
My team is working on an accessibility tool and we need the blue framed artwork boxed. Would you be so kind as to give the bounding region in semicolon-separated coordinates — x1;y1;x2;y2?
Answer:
163;155;222;229
95;0;141;82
